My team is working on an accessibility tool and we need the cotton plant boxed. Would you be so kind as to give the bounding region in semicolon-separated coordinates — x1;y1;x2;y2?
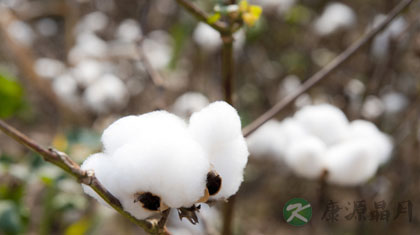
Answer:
81;101;249;221
171;92;210;119
247;104;393;186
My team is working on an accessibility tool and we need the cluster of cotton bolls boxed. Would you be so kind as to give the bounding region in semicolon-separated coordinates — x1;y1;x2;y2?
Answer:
313;2;356;36
247;104;393;186
81;101;249;220
28;11;174;114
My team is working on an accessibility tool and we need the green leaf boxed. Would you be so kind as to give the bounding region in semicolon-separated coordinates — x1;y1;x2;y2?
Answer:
65;217;92;235
207;13;221;24
0;71;24;118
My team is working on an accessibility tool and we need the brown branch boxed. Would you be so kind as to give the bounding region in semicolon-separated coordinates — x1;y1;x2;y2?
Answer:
136;38;165;89
242;0;416;137
175;0;228;33
0;119;167;234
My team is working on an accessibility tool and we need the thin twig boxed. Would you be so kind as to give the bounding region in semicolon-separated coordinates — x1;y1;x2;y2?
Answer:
242;0;415;137
136;38;165;89
157;209;171;230
0;119;167;234
175;0;228;33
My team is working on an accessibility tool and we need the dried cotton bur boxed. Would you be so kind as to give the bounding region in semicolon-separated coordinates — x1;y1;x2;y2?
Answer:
81;101;248;224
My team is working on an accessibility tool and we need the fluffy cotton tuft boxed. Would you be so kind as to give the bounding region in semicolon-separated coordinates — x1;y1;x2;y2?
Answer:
313;2;355;36
189;101;249;199
116;19;142;42
34;58;66;79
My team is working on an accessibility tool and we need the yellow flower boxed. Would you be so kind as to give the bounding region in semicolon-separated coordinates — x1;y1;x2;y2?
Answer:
239;0;262;26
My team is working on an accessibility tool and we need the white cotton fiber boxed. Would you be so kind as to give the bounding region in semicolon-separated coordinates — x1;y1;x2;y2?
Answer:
324;140;380;186
294;104;349;146
171;92;209;119
189;101;249;199
284;135;327;179
346;120;393;164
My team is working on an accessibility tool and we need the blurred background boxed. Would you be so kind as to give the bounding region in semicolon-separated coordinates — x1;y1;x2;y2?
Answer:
0;0;419;234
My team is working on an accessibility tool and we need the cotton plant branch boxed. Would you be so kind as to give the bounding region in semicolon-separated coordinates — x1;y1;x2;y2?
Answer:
242;0;416;138
0;120;169;235
174;0;228;33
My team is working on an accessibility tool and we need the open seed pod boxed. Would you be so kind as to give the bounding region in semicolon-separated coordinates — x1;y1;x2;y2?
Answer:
134;192;169;212
206;170;222;196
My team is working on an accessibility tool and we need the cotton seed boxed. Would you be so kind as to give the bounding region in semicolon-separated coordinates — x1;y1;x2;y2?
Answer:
206;171;222;196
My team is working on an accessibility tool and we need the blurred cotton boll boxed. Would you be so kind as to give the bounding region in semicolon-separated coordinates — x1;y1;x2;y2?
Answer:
284;135;327;179
71;59;105;86
69;32;107;63
324;140;381;186
35;18;58;37
193;22;245;53
142;31;173;69
189;102;249;200
313;2;355;36
83;73;128;114
362;95;385;119
116;19;142;42
193;22;222;52
171;92;209;119
294;104;349;146
75;11;109;34
34;58;66;80
381;92;408;114
371;15;407;59
247;120;285;159
52;73;80;106
7;20;35;46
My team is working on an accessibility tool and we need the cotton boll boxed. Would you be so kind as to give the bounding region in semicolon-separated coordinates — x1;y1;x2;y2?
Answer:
345;79;365;97
247;120;285;158
142;31;172;69
313;2;355;36
189;102;248;199
116;19;142;42
193;22;221;52
284;135;327;179
52;73;79;105
35;18;58;37
189;101;242;149
68;32;107;62
75;11;109;33
193;23;245;52
347;120;393;164
83;73;128;114
381;92;408;114
7;20;35;46
324;140;380;186
371;15;406;59
277;75;300;99
72;59;105;86
294;104;349;145
171;92;209;119
362;96;384;119
34;58;66;79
